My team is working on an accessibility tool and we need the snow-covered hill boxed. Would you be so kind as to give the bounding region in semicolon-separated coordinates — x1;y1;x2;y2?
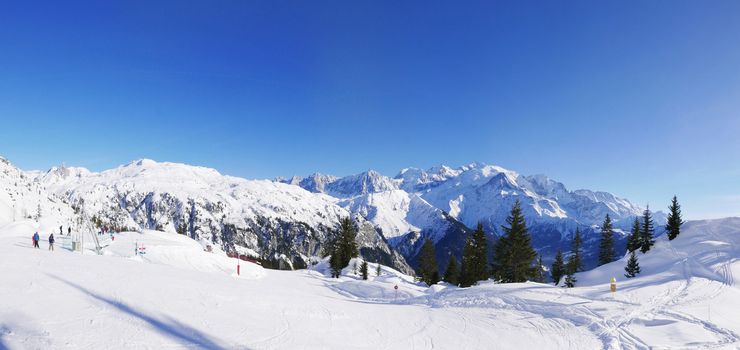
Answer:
1;211;737;349
20;158;413;274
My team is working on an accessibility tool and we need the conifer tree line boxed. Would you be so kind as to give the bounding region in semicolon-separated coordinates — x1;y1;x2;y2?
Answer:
551;227;582;287
322;195;683;287
417;200;539;287
621;196;683;279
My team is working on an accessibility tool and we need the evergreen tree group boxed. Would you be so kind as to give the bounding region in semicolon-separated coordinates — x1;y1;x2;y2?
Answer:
460;223;489;287
598;214;616;265
640;206;655;253
328;217;359;278
491;200;538;283
443;256;459;285
417;239;440;285
666;196;684;241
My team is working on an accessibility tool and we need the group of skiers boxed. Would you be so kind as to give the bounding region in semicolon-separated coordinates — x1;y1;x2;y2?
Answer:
31;231;55;250
31;225;71;251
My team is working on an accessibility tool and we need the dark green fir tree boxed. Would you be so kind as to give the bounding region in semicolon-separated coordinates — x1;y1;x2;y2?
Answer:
443;256;459;286
360;260;369;280
551;249;565;286
598;214;616;265
493;200;537;283
417;239;440;285
329;217;359;278
460;223;489;287
626;217;641;253
665;196;684;241
624;251;641;278
640;206;655;253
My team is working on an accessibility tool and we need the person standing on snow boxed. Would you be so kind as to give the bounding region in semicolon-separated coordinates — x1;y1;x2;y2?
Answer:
32;232;40;248
48;233;55;251
68;227;71;236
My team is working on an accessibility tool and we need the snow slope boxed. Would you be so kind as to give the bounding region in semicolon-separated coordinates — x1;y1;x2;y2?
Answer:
1;215;738;349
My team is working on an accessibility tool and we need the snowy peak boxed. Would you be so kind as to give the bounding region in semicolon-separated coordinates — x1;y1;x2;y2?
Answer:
325;170;399;198
289;170;399;198
300;173;339;193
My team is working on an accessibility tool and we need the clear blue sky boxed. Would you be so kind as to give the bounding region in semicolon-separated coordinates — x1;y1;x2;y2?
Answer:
1;1;739;219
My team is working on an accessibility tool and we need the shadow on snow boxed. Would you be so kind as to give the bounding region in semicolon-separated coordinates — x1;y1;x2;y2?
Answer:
47;274;239;350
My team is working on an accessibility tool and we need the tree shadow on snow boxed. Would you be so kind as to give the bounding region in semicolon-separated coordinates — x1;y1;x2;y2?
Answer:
47;274;240;350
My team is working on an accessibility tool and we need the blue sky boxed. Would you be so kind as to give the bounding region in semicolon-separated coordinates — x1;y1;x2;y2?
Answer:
1;1;739;219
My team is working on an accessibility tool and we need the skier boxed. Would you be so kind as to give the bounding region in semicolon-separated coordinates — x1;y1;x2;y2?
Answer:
48;233;55;251
68;227;71;236
32;232;40;248
59;225;63;235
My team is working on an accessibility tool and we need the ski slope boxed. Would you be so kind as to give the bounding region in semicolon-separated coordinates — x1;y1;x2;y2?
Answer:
1;218;738;349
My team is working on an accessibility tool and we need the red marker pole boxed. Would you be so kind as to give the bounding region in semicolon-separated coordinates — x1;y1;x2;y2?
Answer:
237;254;241;276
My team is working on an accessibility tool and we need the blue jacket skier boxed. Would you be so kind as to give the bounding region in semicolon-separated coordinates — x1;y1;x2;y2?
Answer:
32;232;40;248
48;233;55;251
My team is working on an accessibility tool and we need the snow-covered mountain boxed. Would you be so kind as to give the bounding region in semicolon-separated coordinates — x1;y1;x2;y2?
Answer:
3;154;668;274
15;158;412;274
287;162;665;270
0;157;75;230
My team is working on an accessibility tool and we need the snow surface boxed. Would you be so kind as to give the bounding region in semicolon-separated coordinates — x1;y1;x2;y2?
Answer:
1;215;738;349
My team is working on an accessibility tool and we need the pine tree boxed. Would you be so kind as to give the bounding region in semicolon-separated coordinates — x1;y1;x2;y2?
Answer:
360;260;369;280
493;200;537;283
570;228;583;273
329;251;342;278
418;239;440;285
624;251;641;278
376;262;382;277
443;256;459;286
665;196;683;241
598;214;616;265
328;217;359;278
640;206;655;253
626;217;641;253
460;223;488;287
533;255;545;283
551;250;565;286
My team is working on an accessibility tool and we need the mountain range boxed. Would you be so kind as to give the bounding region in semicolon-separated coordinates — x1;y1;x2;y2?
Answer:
0;155;665;274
